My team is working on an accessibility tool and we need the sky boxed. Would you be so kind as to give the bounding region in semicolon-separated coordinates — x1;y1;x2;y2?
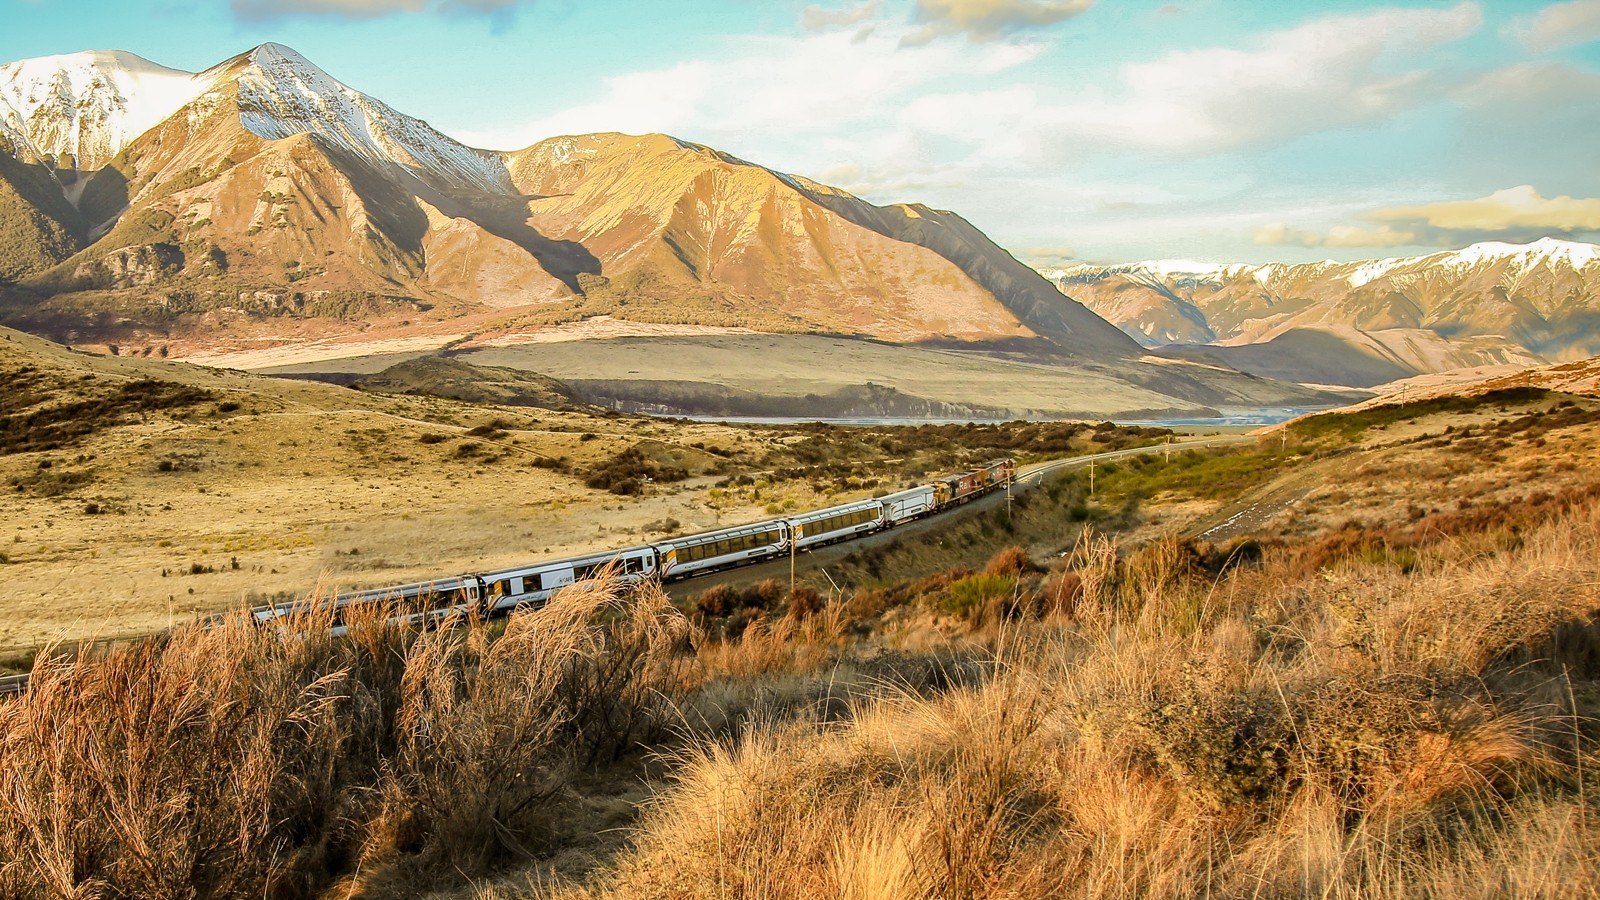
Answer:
2;0;1598;266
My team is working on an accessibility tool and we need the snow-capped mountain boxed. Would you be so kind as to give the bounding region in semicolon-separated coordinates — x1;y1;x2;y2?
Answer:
1046;238;1600;386
0;43;1138;362
219;43;511;194
0;49;204;171
0;44;509;193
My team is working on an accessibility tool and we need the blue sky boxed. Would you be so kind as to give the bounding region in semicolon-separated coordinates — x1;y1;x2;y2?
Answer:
3;0;1599;265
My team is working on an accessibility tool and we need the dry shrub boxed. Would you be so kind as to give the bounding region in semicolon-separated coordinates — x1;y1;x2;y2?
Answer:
786;585;825;618
351;577;694;888
982;545;1035;578
586;669;1056;900
692;598;850;682
1038;569;1084;619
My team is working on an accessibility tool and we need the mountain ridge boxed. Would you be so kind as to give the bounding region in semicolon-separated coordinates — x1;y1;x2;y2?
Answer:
1046;238;1600;386
0;43;1137;361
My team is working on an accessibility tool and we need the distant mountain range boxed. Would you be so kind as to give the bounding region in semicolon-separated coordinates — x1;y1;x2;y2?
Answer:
0;44;1134;358
1045;239;1600;386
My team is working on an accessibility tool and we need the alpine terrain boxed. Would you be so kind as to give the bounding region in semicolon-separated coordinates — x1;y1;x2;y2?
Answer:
1047;239;1600;386
0;44;1131;354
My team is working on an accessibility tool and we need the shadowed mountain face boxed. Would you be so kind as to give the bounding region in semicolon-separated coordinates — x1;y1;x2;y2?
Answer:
1047;241;1599;386
0;44;1137;361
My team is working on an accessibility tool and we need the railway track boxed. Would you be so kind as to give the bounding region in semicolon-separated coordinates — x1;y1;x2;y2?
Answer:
0;434;1254;699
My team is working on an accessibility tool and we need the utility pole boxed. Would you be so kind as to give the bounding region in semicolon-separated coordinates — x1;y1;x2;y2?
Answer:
789;526;797;597
1006;471;1013;521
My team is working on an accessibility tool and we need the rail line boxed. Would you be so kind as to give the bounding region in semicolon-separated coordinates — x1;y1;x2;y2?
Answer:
0;434;1253;698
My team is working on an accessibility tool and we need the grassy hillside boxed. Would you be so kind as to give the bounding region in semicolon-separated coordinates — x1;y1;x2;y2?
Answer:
0;325;1170;655
1;377;1597;897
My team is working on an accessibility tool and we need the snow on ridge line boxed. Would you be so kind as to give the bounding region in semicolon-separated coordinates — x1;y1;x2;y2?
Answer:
1047;238;1600;288
232;42;512;192
1347;256;1405;288
1441;237;1600;271
0;49;206;167
0;42;512;192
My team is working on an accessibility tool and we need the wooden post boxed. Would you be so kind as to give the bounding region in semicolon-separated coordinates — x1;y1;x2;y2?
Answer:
1089;458;1096;497
789;527;797;597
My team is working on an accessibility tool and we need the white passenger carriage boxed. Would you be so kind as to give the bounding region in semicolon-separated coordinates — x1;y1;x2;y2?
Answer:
481;545;657;613
656;520;789;579
788;499;883;550
878;484;939;525
254;575;484;636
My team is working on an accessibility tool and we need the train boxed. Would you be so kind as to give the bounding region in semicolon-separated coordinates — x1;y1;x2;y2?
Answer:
252;458;1015;632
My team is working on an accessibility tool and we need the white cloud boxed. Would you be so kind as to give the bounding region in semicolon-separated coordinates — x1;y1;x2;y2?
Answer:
1517;0;1600;51
904;0;1093;44
1259;186;1600;249
1254;223;1418;248
1370;185;1600;232
454;28;1039;154
867;0;1487;173
1456;60;1600;124
801;0;881;31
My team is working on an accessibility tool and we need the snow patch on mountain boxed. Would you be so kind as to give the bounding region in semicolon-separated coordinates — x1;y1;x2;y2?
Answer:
1347;256;1406;288
0;49;205;170
1436;237;1600;274
226;43;511;193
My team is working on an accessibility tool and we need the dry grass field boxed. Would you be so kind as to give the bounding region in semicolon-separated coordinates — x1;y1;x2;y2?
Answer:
1;360;1597;898
0;326;1165;662
0;326;774;655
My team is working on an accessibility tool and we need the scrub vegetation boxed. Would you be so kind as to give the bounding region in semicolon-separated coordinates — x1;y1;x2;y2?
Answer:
3;387;1599;898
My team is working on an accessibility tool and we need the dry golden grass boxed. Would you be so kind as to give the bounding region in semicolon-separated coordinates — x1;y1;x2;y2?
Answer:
517;501;1600;900
3;496;1598;898
0;576;698;899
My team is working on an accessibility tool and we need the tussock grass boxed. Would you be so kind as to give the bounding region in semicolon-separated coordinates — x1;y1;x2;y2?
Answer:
535;501;1600;900
5;498;1600;897
0;577;696;898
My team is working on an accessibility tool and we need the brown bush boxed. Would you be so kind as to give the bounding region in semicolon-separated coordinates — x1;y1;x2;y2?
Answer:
983;545;1036;578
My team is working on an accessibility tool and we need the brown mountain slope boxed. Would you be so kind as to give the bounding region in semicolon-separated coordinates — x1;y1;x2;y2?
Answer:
0;45;1137;362
0;138;84;282
506;134;1135;350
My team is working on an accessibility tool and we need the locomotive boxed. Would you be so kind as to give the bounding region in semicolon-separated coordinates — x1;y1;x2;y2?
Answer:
253;458;1015;632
